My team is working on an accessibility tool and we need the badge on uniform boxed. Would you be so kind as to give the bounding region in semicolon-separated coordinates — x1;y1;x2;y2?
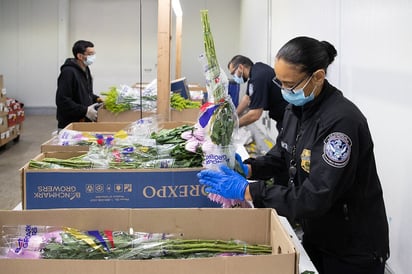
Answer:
322;132;352;168
301;149;311;173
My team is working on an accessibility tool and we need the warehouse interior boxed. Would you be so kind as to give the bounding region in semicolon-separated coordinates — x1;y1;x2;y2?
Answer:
0;0;411;273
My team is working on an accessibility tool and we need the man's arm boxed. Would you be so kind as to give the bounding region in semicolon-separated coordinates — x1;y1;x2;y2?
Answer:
238;108;263;127
236;95;250;116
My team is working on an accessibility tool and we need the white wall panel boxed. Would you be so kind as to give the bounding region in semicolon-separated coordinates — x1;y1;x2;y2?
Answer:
339;1;412;273
178;0;240;85
268;0;412;272
0;0;59;108
0;0;240;107
69;0;158;93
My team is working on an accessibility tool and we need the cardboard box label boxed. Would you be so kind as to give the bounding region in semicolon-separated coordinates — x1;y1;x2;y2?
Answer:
25;170;220;209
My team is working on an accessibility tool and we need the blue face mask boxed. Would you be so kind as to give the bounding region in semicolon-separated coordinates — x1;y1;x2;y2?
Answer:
281;76;315;106
281;88;315;106
232;69;245;84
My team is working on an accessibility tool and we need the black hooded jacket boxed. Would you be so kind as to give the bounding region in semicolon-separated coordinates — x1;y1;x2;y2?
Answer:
245;80;389;264
55;58;99;128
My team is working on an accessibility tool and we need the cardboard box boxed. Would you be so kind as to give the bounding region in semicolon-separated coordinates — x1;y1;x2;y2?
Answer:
98;107;200;123
0;113;7;132
171;108;200;123
0;74;5;102
97;107;155;122
40;136;91;152
21;151;218;209
63;122;132;133
0;208;298;274
0;123;21;147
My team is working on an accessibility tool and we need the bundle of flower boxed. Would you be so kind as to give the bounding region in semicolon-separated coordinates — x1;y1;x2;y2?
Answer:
1;224;272;260
56;128;127;147
29;125;203;169
101;83;201;114
198;10;248;208
100;85;157;114
170;93;201;111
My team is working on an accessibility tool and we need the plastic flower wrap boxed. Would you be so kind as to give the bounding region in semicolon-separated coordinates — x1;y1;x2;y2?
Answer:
100;82;158;113
199;10;248;208
56;128;128;148
29;121;204;170
57;129;95;146
0;224;271;260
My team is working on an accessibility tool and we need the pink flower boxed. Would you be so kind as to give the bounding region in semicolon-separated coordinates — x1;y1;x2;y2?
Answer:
26;235;45;251
192;126;205;141
43;231;63;243
185;139;199;153
181;131;193;140
208;193;252;208
182;124;207;153
6;248;41;259
201;140;215;154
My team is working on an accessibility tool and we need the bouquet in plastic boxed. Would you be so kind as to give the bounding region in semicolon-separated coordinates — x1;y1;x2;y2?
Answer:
29;118;203;170
100;81;158;114
197;10;250;208
1;224;271;260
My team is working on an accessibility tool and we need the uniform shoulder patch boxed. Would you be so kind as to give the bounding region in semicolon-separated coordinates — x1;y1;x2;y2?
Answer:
322;132;352;168
248;84;254;97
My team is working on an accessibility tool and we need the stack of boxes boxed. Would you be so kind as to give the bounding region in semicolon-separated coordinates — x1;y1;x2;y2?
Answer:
0;75;24;147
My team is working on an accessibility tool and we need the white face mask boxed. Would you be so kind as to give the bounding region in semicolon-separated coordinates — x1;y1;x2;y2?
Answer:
83;54;96;66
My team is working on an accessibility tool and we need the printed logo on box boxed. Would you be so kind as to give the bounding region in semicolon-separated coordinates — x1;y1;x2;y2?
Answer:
34;185;81;200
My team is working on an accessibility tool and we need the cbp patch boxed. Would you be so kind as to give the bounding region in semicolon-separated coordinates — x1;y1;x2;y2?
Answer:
322;132;352;168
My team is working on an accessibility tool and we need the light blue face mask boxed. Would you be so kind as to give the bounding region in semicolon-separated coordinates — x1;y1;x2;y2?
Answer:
232;68;245;84
281;76;315;106
84;54;96;66
233;74;244;84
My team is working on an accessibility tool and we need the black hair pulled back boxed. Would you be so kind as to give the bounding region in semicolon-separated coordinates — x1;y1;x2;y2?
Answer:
276;36;337;74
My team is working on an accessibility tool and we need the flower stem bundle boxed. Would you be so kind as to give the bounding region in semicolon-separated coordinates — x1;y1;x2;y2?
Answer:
1;225;272;260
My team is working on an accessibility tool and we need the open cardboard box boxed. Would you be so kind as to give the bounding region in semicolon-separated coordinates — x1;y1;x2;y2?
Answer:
0;208;298;274
98;107;200;123
63;122;132;133
97;107;155;123
21;149;217;209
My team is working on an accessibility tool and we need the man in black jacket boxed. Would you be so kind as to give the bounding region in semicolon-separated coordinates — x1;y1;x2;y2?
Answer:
55;40;102;129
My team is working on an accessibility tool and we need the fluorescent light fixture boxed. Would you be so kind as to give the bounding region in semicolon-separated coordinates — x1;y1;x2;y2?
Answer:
172;0;182;16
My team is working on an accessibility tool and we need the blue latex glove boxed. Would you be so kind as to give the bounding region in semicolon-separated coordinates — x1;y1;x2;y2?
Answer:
197;165;248;200
234;153;249;177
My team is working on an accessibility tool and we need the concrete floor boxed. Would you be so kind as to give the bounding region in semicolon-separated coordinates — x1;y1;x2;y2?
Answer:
0;114;56;209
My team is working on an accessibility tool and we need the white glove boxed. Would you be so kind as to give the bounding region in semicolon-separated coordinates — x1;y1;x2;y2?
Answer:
86;103;99;121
